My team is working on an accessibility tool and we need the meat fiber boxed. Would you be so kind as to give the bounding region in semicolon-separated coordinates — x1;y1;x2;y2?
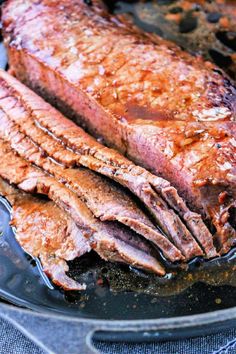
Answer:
0;177;165;290
0;125;185;263
0;69;216;259
2;0;235;252
0;178;90;290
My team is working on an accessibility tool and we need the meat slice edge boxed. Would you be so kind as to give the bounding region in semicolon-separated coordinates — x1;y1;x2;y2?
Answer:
2;0;234;252
0;69;215;258
0;178;165;289
0;112;182;262
0;145;165;277
0;178;88;290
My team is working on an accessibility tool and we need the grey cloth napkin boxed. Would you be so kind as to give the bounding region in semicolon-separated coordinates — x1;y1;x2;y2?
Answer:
1;315;236;354
0;318;43;354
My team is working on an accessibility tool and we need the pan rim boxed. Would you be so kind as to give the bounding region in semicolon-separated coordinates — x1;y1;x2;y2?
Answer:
1;292;236;328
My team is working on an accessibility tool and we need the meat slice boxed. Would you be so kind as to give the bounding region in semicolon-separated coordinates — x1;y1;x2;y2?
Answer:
0;103;199;261
0;70;215;259
93;221;165;275
0;178;164;290
0;177;90;290
0;139;98;235
2;0;235;252
0;116;183;262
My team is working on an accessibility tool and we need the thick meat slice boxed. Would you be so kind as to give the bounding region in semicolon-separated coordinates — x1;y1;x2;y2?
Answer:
0;178;89;290
93;221;165;275
0;140;98;234
0;178;164;289
0;104;199;261
2;0;235;252
0;70;215;259
0;117;183;262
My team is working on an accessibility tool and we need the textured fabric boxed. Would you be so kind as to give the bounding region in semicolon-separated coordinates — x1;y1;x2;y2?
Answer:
1;315;236;354
94;332;236;354
0;318;44;354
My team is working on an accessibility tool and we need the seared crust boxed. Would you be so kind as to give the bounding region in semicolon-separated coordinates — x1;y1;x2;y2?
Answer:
2;0;235;252
0;177;165;289
0;69;219;259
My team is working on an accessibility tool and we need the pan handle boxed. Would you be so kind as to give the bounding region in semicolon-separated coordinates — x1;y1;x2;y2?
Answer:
0;303;99;354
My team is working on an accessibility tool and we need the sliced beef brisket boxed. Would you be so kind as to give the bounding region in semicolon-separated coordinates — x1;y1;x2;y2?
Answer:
0;178;164;289
2;0;235;253
0;115;184;262
0;178;89;290
0;69;216;258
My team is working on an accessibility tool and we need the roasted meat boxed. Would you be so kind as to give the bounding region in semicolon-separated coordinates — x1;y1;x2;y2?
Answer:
2;0;235;252
0;177;165;290
0;69;218;259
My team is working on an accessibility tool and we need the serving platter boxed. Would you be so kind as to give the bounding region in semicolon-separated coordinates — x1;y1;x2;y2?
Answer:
0;1;235;353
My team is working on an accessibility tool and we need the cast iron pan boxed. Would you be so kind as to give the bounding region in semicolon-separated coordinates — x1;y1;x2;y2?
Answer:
0;2;236;353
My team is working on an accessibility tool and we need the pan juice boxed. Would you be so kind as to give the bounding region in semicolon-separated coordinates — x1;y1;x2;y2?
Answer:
1;196;236;319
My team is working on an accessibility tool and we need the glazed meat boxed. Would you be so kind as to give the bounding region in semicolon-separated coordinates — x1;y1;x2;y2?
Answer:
0;71;216;261
0;178;90;290
0;70;218;260
0;178;164;290
2;0;235;253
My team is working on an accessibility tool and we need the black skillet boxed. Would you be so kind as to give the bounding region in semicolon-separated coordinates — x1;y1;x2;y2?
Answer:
0;2;236;353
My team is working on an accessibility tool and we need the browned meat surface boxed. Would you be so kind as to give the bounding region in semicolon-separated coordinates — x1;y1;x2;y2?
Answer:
0;120;184;264
2;0;235;253
0;178;90;290
93;221;165;276
0;177;165;289
0;139;99;234
0;70;216;260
